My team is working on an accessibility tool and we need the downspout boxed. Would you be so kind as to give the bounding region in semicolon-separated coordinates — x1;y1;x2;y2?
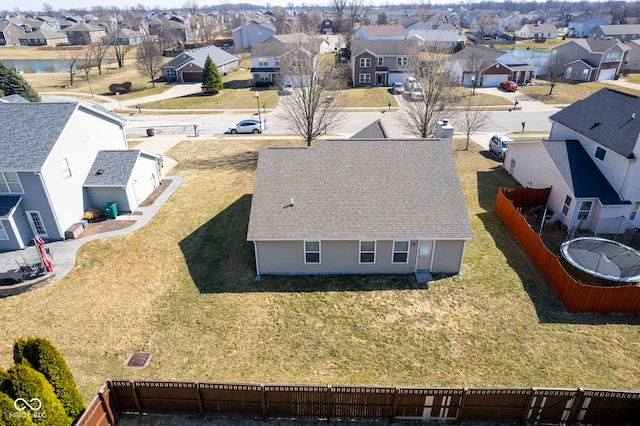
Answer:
619;157;635;201
253;240;261;281
35;171;63;240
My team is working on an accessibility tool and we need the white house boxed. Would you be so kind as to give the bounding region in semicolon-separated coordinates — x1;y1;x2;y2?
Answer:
504;88;640;235
232;17;276;49
515;23;558;39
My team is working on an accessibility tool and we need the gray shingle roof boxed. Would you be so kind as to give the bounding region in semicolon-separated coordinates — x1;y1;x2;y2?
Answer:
351;39;417;56
549;88;640;159
165;45;237;70
0;102;125;171
541;140;628;205
350;120;388;139
84;150;140;186
0;102;77;171
247;139;474;241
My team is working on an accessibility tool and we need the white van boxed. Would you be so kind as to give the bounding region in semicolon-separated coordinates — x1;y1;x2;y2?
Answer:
410;86;424;101
405;76;417;90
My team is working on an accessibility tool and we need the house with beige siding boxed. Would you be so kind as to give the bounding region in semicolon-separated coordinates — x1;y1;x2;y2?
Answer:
246;135;473;279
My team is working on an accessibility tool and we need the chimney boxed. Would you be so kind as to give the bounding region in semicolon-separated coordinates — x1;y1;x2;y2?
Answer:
436;119;454;142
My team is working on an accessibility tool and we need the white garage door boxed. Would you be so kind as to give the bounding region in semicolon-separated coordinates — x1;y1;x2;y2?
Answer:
482;74;509;87
598;68;616;81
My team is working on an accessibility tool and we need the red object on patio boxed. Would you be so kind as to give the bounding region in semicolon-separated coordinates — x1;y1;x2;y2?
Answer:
34;236;54;273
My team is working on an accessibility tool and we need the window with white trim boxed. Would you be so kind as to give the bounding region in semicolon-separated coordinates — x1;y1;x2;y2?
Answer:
258;57;268;66
377;57;384;66
631;201;640;220
0;221;8;240
577;201;592;220
274;57;280;67
59;158;72;180
0;172;24;194
359;241;376;264
359;73;371;83
562;195;572;216
397;56;407;66
360;57;371;68
304;241;321;264
392;240;409;264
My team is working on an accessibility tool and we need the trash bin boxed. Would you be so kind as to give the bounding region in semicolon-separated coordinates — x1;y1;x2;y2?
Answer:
146;128;155;137
104;202;118;219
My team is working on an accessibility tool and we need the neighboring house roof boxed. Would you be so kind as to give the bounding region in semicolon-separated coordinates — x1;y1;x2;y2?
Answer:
265;33;314;44
541;140;628;205
0;102;125;171
520;23;557;33
0;94;30;103
351;39;417;56
549;88;640;159
251;41;310;57
437;23;459;31
19;27;67;41
84;150;143;186
247;139;474;241
449;45;504;62
164;45;237;70
594;24;640;36
358;24;408;38
350;120;388;139
64;22;104;32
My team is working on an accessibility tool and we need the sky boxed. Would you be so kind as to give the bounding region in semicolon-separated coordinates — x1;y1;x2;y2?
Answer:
3;0;366;13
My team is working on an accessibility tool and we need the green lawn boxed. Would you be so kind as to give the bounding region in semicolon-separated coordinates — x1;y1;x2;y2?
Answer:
1;138;639;405
519;79;640;104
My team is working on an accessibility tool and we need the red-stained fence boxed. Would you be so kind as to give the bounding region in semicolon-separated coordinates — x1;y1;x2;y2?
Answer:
495;187;640;313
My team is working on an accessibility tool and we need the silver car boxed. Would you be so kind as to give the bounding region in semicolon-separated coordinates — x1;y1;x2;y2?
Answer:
392;82;405;94
226;119;263;134
489;135;513;160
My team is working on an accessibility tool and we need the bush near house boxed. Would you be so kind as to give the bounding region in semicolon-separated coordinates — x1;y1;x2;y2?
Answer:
14;338;85;422
0;390;35;426
6;364;70;425
108;81;132;94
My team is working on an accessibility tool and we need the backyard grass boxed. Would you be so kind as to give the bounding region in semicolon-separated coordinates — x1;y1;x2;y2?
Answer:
0;138;639;406
519;79;640;104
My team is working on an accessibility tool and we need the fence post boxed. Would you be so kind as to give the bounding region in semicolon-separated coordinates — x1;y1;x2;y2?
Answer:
456;388;468;424
195;382;204;417
566;388;585;424
107;380;122;416
521;387;536;424
131;381;142;415
326;385;332;422
260;384;267;422
390;387;399;423
98;388;115;425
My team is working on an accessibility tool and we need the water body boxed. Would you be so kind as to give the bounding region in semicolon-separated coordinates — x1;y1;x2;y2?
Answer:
508;49;551;59
1;59;90;74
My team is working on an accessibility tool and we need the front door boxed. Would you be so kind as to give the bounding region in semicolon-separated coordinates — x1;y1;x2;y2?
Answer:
376;73;387;86
25;210;48;239
416;240;432;271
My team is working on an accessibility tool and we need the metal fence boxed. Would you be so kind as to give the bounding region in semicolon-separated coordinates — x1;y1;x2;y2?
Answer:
495;187;640;313
77;380;640;426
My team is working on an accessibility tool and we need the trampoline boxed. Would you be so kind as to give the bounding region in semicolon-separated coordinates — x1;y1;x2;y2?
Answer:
560;237;640;283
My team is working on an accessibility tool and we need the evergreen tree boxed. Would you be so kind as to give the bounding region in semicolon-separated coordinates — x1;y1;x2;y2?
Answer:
201;55;222;94
0;62;40;102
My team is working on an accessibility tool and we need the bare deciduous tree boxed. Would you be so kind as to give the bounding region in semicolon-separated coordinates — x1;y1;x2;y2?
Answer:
58;48;82;87
399;41;460;138
465;50;493;95
90;41;111;75
275;36;345;146
105;21;136;68
457;99;491;150
333;0;347;18
135;36;164;88
545;52;566;96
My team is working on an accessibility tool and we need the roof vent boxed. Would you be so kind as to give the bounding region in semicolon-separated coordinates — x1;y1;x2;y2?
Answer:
633;113;636;119
96;169;104;175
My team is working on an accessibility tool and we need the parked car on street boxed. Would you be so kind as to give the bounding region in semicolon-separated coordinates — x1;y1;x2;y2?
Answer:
489;134;513;160
226;119;263;134
500;80;518;92
281;82;294;95
405;76;417;90
391;82;405;94
410;86;424;101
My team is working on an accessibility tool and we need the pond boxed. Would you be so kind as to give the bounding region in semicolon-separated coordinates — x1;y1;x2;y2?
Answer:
1;59;91;74
507;49;551;59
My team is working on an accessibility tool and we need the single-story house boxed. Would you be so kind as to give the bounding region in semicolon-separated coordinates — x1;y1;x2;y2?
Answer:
246;126;473;277
162;44;238;83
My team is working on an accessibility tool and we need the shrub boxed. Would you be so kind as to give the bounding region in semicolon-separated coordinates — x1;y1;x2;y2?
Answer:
7;364;70;425
0;61;41;102
14;338;84;422
108;81;132;94
83;208;102;220
0;391;36;425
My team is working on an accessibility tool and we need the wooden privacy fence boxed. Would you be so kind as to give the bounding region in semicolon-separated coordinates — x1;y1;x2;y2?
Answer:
77;381;640;425
495;188;640;313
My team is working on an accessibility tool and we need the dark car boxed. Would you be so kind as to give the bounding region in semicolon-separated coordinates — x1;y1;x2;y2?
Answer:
500;80;518;92
226;119;263;134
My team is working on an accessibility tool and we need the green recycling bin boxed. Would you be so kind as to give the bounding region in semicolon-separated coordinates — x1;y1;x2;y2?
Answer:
146;128;155;137
104;202;118;219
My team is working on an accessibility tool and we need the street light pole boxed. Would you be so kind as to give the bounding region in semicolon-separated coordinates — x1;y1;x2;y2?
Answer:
469;75;476;108
255;91;262;130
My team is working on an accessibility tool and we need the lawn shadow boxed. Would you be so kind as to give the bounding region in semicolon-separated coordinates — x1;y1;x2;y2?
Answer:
476;170;640;325
179;195;424;294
